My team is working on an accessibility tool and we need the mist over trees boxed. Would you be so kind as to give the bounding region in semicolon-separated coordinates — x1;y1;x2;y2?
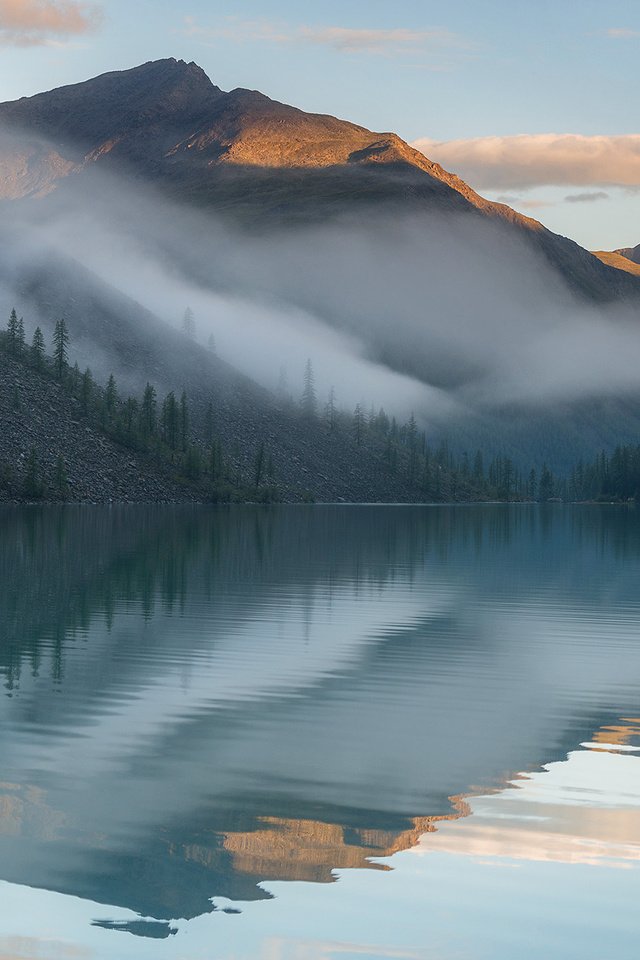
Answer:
1;307;633;505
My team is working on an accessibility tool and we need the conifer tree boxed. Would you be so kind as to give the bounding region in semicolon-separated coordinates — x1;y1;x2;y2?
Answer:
52;318;69;379
180;391;189;452
140;383;157;438
161;391;179;450
16;316;25;353
31;327;45;370
6;309;19;353
182;307;196;339
80;368;93;415
353;403;365;446
105;374;118;417
324;386;337;431
22;447;43;499
301;358;317;419
122;397;139;439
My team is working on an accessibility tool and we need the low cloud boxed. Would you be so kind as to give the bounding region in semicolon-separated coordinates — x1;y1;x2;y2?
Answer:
412;134;640;189
564;191;609;204
606;27;640;39
0;0;101;46
182;16;465;57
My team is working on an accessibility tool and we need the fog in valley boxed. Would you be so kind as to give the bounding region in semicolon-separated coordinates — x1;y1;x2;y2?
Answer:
1;127;640;433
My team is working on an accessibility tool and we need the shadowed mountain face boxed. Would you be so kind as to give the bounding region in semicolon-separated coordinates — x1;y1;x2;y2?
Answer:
0;58;636;302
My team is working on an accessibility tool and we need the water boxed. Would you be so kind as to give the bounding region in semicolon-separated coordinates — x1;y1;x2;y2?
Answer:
0;503;639;958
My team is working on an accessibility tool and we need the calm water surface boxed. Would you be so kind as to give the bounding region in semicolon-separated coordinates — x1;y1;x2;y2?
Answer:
0;504;639;958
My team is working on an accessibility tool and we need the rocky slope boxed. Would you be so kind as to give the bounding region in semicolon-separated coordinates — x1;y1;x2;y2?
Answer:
0;58;636;302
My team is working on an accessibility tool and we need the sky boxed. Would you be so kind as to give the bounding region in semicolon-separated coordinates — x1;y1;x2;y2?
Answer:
0;0;639;248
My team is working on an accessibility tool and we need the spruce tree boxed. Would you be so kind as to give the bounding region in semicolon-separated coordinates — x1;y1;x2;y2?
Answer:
31;327;45;370
353;403;365;446
140;383;157;438
161;391;179;450
324;387;337;431
301;359;317;419
182;307;196;339
105;374;118;417
6;309;18;353
22;447;43;499
80;367;93;415
180;391;189;452
52;318;69;379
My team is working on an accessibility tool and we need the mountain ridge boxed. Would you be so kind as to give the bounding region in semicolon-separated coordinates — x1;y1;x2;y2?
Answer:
0;58;636;302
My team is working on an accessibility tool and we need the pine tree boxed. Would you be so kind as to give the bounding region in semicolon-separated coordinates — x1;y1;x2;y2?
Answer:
80;367;93;415
105;374;118;417
353;403;365;446
122;397;139;440
30;327;45;370
473;450;484;482
161;391;179;450
301;358;317;419
180;390;189;452
140;383;157;438
16;316;25;353
539;463;554;502
22;447;43;499
182;307;196;339
52;318;69;379
406;413;418;482
6;308;19;354
324;386;337;431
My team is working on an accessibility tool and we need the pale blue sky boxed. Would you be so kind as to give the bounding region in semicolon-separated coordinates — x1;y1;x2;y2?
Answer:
1;0;639;247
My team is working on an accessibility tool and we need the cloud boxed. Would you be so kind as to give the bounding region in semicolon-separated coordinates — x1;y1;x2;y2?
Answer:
518;199;554;210
412;134;640;189
298;26;461;55
181;16;465;58
0;0;101;46
564;191;609;204
606;27;640;39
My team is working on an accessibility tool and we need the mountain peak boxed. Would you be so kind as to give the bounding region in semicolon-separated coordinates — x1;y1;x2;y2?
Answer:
0;58;224;156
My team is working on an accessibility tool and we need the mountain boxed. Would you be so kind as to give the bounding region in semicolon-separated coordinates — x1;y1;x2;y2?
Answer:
614;243;640;265
0;58;637;302
591;249;640;277
2;59;640;495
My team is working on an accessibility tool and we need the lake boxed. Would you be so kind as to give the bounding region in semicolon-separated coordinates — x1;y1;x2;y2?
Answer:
0;503;639;959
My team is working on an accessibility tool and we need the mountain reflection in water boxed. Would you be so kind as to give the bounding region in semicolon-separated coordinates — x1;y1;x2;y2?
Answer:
0;503;639;951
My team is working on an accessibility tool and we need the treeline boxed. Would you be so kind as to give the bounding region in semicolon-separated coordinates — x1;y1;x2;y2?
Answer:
0;310;278;502
0;309;580;504
281;358;562;502
569;446;640;502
